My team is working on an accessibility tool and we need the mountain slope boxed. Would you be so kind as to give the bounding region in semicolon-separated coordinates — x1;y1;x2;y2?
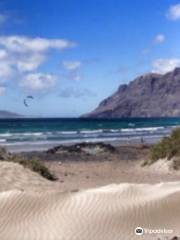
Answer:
83;68;180;118
0;111;22;118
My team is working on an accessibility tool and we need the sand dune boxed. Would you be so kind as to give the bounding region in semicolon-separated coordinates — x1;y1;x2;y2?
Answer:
0;181;180;240
0;161;55;191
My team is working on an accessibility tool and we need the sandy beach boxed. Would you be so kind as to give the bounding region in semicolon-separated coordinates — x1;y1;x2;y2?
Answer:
43;145;180;191
1;0;180;238
0;182;180;240
0;143;180;240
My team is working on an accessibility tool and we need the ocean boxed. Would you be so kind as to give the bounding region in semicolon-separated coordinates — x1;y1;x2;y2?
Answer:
0;118;180;152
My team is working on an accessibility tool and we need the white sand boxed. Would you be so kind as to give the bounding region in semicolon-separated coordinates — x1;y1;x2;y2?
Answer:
0;161;180;240
0;161;55;191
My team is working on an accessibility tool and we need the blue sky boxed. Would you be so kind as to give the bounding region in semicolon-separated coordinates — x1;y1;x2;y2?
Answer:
0;0;180;117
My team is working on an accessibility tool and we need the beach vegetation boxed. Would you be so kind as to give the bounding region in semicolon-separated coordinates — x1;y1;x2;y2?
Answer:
0;148;56;181
16;158;57;181
150;128;180;161
143;128;180;169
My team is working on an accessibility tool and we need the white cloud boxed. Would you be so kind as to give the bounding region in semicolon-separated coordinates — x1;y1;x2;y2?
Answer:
154;34;165;44
63;61;82;81
167;4;180;20
20;73;57;91
0;86;5;95
0;36;75;53
152;58;180;74
0;62;13;82
59;87;96;98
16;54;46;72
0;35;76;87
0;49;13;82
63;61;81;70
0;49;8;59
0;35;76;91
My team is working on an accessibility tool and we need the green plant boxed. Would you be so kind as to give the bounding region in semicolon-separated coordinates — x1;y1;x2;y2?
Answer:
150;128;180;162
9;155;56;181
22;159;57;181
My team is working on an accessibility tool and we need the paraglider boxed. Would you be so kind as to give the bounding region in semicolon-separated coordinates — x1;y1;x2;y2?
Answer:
24;95;34;107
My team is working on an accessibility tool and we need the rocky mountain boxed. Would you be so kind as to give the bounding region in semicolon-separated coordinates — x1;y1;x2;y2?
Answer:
83;68;180;118
0;110;22;118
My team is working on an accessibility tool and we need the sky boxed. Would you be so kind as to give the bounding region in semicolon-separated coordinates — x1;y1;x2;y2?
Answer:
0;0;180;117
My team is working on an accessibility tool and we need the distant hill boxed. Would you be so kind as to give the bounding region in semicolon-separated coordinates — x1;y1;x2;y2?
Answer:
0;110;23;118
82;67;180;118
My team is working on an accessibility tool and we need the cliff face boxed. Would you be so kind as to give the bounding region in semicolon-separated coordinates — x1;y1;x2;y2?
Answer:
83;68;180;118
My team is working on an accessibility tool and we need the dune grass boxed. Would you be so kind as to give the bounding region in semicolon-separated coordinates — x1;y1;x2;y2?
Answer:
150;128;180;161
143;128;180;168
0;148;56;181
14;157;57;181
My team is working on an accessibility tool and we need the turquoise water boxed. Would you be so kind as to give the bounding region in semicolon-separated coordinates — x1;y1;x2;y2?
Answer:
0;118;180;151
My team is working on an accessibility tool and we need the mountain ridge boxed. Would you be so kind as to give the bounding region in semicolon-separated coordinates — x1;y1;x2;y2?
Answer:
0;110;23;118
82;68;180;118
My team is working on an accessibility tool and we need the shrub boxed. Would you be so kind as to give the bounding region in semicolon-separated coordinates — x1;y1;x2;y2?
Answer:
150;128;180;162
0;147;11;160
6;154;56;181
19;159;57;181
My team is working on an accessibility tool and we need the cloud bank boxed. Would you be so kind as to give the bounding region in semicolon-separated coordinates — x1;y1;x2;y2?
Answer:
0;35;75;91
167;4;180;21
152;58;180;74
20;73;57;91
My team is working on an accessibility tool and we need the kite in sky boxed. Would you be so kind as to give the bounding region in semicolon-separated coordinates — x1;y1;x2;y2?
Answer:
24;96;34;107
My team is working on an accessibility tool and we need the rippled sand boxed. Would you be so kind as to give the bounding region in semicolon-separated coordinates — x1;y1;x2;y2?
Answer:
0;161;180;240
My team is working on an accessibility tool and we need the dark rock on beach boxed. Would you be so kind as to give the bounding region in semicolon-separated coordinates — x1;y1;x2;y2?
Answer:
46;142;116;155
16;142;149;163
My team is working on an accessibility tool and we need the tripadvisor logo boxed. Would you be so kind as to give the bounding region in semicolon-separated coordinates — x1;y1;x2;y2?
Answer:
135;227;173;236
135;227;144;236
